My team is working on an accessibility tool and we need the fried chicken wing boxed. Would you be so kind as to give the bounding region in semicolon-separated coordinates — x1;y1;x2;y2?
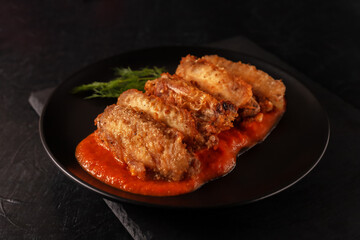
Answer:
95;105;198;181
145;73;238;137
117;89;204;148
175;55;253;108
203;55;286;110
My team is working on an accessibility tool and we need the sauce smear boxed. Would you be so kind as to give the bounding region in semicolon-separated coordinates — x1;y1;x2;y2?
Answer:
76;110;284;196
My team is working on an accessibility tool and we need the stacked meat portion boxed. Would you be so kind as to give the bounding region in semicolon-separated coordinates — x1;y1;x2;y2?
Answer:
95;55;286;182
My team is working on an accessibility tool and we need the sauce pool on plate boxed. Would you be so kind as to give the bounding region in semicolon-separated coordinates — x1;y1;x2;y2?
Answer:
75;109;284;196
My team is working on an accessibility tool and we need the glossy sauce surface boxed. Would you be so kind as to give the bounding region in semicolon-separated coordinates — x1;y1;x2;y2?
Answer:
76;110;284;196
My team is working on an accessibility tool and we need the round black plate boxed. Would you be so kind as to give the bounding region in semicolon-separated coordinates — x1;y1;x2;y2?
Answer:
40;46;329;208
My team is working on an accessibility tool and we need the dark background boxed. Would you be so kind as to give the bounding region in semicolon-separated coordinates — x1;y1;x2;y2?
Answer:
1;0;359;239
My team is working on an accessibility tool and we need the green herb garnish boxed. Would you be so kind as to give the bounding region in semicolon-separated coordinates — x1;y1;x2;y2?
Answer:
71;66;166;99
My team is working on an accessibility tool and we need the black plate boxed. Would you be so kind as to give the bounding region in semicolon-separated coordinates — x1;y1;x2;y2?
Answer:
40;46;329;208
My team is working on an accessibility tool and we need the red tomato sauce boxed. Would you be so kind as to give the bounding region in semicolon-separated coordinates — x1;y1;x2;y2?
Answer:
75;110;284;196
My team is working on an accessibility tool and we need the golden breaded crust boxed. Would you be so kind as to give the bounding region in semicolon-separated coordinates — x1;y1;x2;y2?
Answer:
203;55;286;110
240;97;261;118
117;89;204;149
145;73;238;136
176;55;253;108
95;105;198;181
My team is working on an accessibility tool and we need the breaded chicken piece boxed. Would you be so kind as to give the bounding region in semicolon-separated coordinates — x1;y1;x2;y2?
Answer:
176;55;253;108
95;105;198;181
117;89;204;148
145;73;238;133
203;55;286;110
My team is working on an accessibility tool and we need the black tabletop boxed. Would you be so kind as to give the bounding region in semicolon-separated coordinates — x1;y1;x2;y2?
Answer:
1;1;360;239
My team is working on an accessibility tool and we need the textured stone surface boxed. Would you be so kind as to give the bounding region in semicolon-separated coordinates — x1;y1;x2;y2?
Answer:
1;0;359;239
